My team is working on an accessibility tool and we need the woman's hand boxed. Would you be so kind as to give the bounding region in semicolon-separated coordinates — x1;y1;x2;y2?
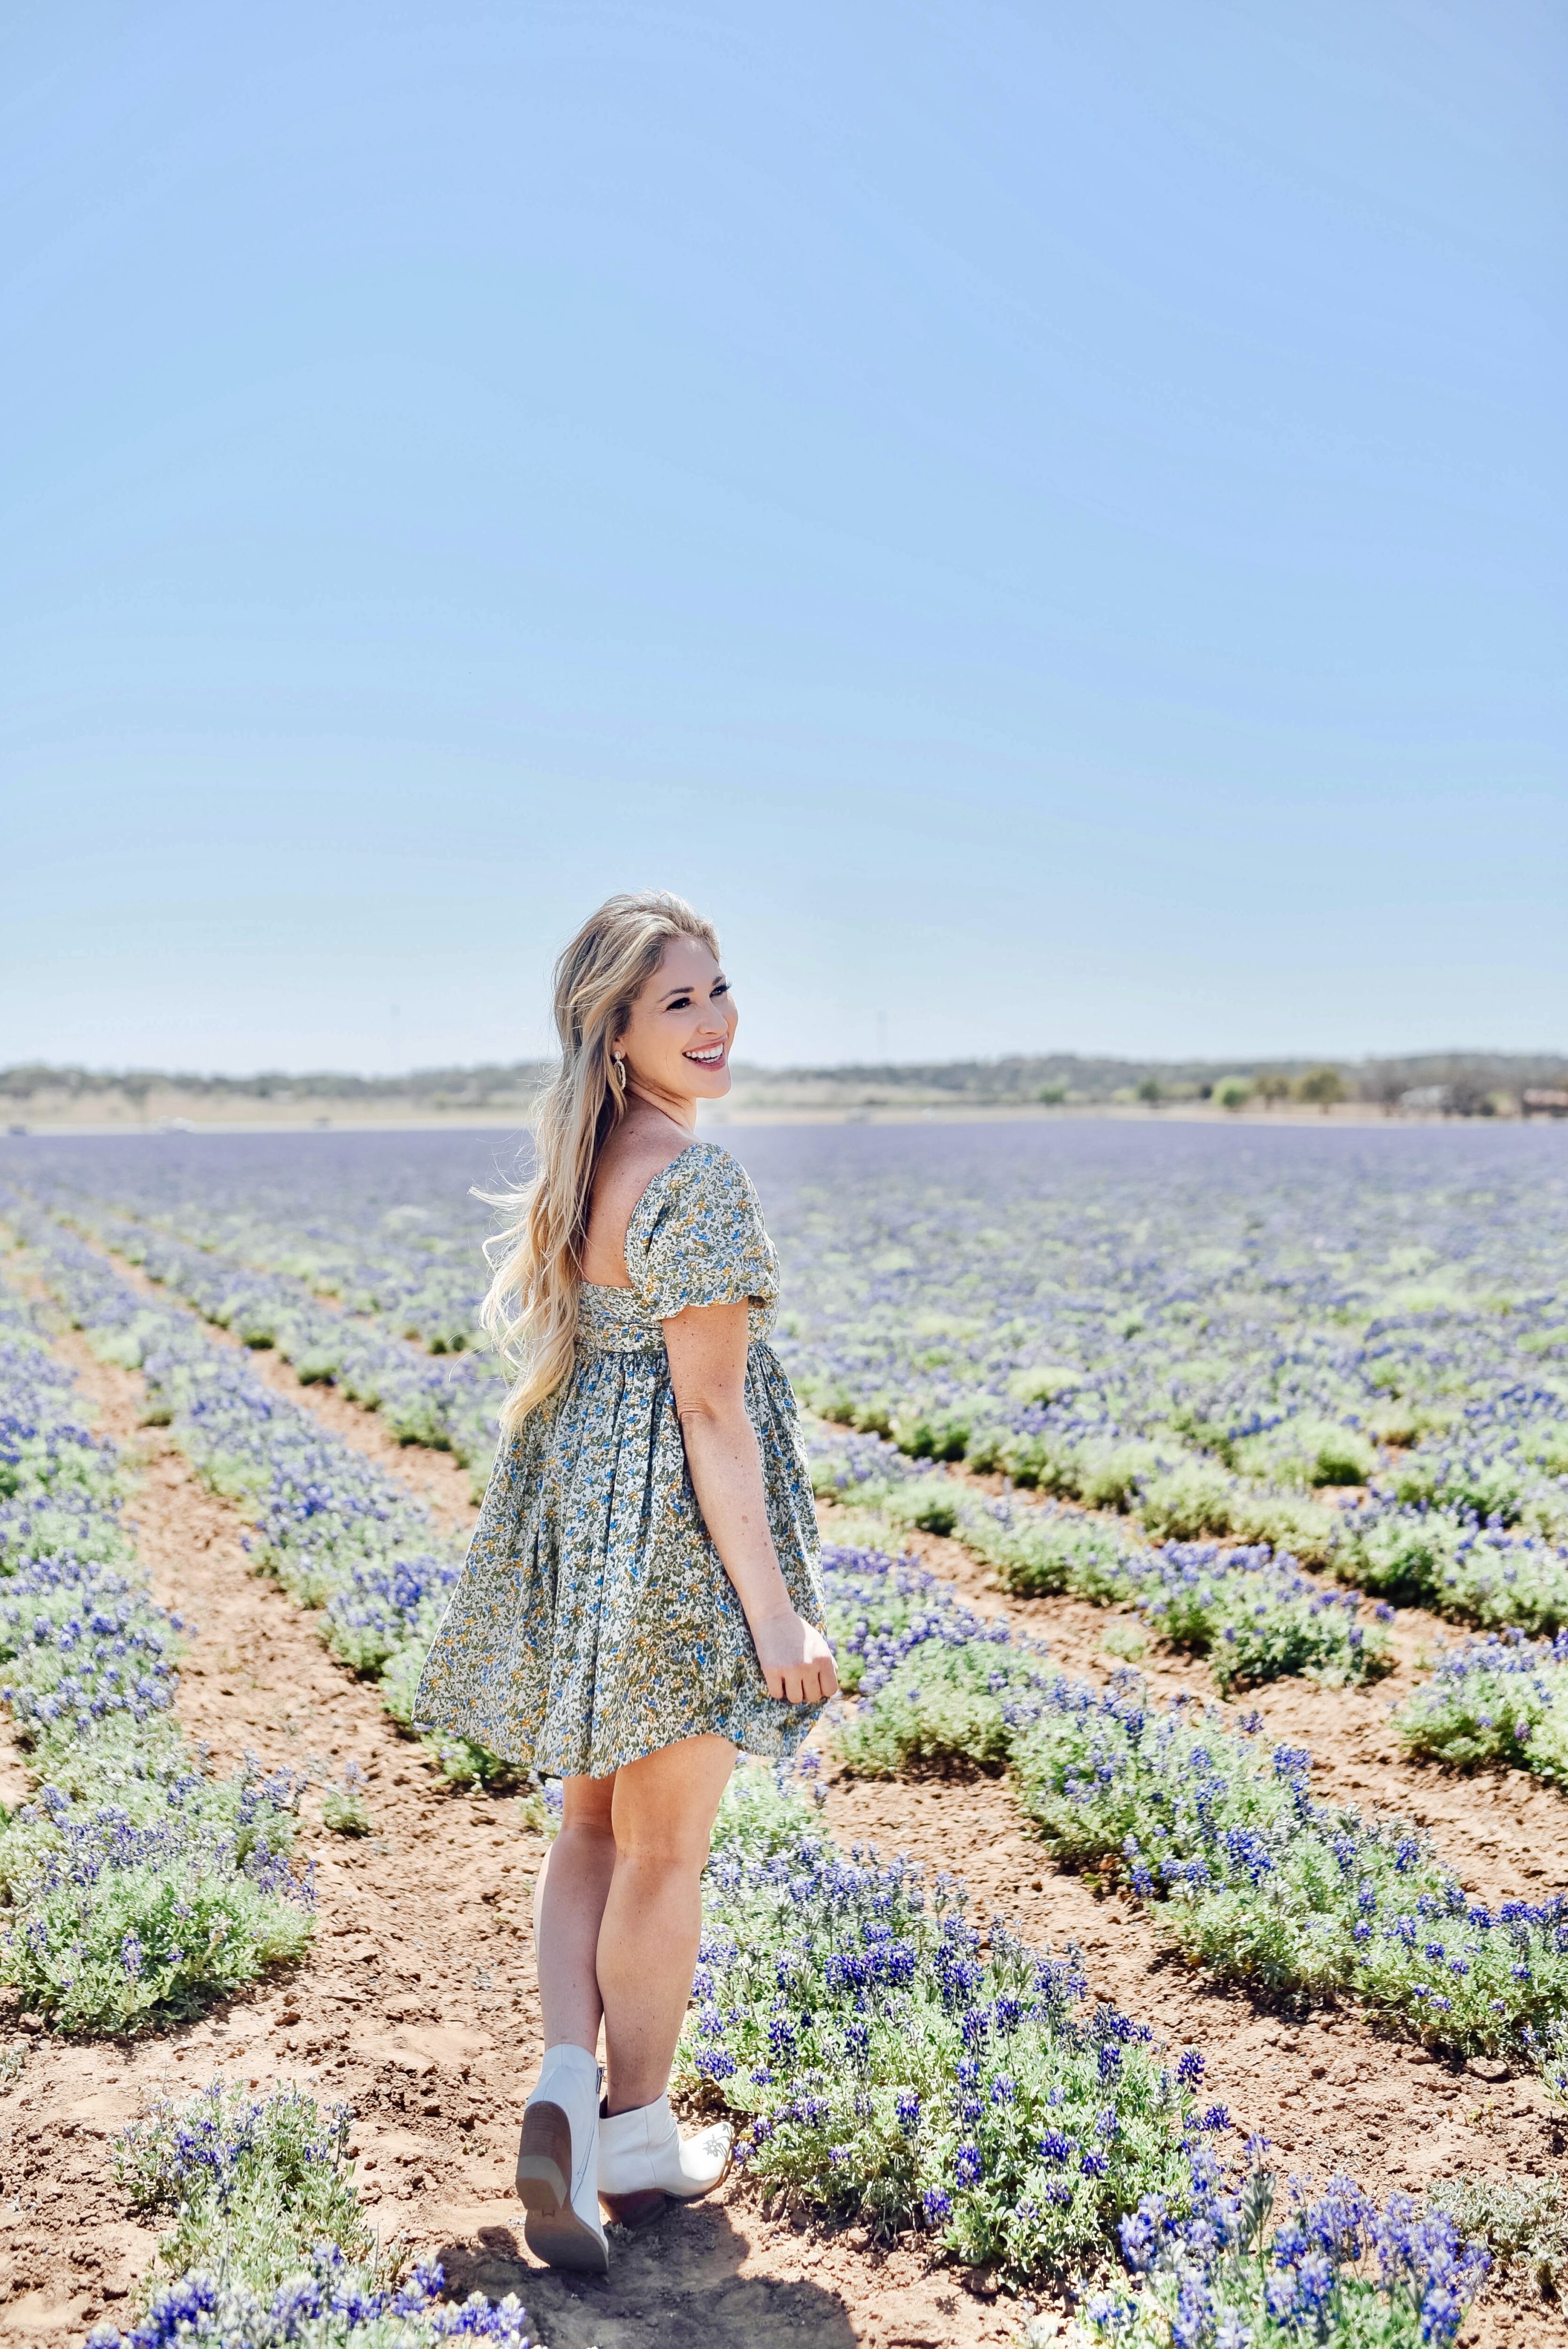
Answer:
748;1609;839;1705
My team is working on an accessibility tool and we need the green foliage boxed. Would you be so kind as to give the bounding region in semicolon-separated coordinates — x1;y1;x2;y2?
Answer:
1392;1632;1568;1783
2;1812;312;2035
834;1638;1043;1777
1236;1419;1378;1489
890;1407;972;1462
883;1477;963;1538
1298;1065;1346;1108
115;2082;373;2302
1139;1465;1240;1542
962;1502;1134;1602
1007;1365;1085;1407
1009;1692;1568;2060
1427;2170;1568;2302
677;1766;1197;2284
320;1764;373;1836
1339;1509;1568;1633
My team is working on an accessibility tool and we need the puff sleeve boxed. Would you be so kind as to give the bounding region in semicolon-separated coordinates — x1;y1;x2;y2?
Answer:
626;1143;779;1323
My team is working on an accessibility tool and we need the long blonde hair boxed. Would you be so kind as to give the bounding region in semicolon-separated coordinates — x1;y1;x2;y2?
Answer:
481;890;721;1432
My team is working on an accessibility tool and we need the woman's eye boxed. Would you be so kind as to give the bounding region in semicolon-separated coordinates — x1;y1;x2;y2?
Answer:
713;981;730;998
667;994;692;1011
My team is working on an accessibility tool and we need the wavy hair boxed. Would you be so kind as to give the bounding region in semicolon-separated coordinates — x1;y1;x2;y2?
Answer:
480;890;721;1433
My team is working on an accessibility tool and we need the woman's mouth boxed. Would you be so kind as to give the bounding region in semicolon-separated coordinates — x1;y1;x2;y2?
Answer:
684;1044;726;1067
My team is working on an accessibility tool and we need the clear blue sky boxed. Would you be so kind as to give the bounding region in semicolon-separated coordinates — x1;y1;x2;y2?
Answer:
4;1;1563;1073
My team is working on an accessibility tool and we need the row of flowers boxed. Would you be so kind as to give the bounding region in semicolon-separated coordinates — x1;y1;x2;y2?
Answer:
820;1540;1568;2088
0;1269;311;2033
677;1761;1489;2348
52;1198;499;1498
0;1197;503;1789
816;1431;1395;1696
822;1439;1568;1795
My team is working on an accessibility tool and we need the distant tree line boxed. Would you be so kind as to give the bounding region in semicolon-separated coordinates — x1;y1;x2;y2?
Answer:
4;1050;1565;1119
0;1060;551;1109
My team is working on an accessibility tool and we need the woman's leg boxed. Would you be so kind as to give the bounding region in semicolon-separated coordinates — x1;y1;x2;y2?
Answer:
533;1771;617;2053
598;1734;736;2115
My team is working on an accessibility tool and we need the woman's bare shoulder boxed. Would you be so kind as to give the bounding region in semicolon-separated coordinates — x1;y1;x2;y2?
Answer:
594;1117;695;1206
581;1117;698;1282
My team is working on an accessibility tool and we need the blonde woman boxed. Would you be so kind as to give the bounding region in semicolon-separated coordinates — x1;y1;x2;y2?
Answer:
416;891;837;2275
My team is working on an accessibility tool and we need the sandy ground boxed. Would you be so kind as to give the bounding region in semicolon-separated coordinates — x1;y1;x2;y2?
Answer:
0;1330;1563;2348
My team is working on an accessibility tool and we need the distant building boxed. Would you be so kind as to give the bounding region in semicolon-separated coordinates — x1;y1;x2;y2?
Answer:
1522;1089;1568;1119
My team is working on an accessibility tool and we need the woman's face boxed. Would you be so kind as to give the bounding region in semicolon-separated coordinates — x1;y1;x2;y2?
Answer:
617;937;738;1102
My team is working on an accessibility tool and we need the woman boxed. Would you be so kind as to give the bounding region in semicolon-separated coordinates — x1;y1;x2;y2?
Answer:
415;890;838;2276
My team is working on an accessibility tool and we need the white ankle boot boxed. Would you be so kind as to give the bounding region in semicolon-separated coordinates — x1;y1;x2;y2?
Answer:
515;2044;608;2274
596;2093;733;2228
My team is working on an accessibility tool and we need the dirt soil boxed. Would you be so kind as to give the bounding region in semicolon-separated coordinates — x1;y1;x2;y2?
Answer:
0;1325;1563;2349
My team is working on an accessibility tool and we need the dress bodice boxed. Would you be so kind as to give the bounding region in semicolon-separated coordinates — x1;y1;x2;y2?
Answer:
573;1141;779;1358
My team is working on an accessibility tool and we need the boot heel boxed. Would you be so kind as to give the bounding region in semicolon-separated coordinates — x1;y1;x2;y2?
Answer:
599;2186;672;2230
515;2100;571;2213
518;2100;610;2275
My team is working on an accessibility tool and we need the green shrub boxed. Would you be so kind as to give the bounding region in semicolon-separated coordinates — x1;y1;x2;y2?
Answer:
1393;1633;1568;1782
884;1477;963;1538
1006;1365;1084;1407
890;1408;972;1462
115;2082;372;2302
834;1641;1036;1777
958;1504;1135;1602
1138;1465;1238;1542
1339;1509;1568;1633
677;1766;1198;2284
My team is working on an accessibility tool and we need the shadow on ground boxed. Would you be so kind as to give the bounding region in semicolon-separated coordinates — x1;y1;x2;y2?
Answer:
438;2204;864;2348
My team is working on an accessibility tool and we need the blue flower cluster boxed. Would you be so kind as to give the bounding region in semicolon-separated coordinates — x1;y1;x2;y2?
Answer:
100;2079;543;2349
675;1762;1198;2281
92;2246;542;2349
820;1543;1017;1697
0;1284;311;2032
865;1475;1393;1694
1089;2139;1489;2349
1395;1625;1568;1782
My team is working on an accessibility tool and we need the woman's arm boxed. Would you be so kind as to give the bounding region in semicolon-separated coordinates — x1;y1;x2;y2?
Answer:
663;1300;838;1705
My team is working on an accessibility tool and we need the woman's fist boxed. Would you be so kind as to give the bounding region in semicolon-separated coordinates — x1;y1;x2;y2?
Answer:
749;1610;839;1705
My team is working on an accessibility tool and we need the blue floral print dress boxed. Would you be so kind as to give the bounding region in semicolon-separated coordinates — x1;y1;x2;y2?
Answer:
414;1140;826;1779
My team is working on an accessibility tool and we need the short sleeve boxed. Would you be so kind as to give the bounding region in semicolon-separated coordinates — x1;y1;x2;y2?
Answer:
626;1143;779;1323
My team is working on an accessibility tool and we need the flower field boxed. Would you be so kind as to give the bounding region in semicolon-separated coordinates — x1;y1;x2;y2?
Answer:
0;1286;311;2035
1;1115;1567;2345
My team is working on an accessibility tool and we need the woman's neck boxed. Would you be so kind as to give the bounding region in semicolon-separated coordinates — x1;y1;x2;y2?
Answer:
622;1081;699;1136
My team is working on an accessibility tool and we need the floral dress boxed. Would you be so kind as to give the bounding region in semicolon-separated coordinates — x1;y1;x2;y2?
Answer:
413;1140;826;1779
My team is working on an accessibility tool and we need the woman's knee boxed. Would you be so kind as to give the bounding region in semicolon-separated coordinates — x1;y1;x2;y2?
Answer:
609;1810;714;1877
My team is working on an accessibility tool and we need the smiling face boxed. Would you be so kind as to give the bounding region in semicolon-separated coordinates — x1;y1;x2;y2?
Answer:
615;935;738;1108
